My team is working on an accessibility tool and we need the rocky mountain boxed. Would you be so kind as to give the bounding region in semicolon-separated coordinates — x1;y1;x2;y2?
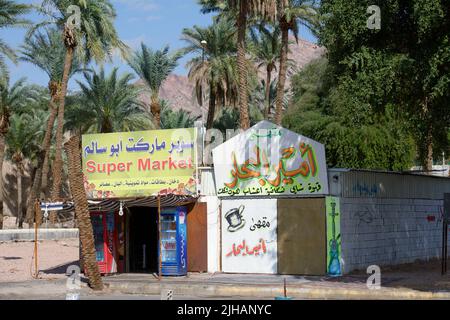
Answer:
137;38;325;120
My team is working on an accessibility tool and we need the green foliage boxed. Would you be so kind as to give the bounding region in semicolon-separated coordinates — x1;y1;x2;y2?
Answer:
5;110;46;166
213;107;239;133
35;0;128;63
160;101;199;129
0;0;31;78
213;105;263;134
65;67;153;134
20;27;85;85
128;44;181;100
319;0;450;166
283;57;416;170
181;18;239;128
249;24;281;73
0;77;43;120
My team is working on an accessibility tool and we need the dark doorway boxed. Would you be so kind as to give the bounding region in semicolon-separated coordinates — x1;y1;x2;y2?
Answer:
128;207;158;273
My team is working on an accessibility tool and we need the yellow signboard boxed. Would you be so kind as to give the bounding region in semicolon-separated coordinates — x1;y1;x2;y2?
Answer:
82;128;197;199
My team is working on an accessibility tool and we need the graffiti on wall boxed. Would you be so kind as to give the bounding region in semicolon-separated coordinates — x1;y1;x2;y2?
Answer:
352;182;379;197
353;205;382;225
213;121;329;198
326;197;342;276
222;199;277;274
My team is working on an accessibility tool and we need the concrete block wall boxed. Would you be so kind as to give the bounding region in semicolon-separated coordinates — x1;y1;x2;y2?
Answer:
0;228;79;242
340;197;448;273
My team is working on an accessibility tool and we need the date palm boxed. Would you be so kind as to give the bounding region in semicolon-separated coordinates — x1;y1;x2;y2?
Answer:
20;27;84;218
274;0;319;125
5;111;45;228
249;24;282;119
160;101;199;129
199;0;279;129
127;44;181;129
65;67;153;135
0;0;30;78
33;0;128;203
181;19;238;129
30;0;126;290
0;77;31;229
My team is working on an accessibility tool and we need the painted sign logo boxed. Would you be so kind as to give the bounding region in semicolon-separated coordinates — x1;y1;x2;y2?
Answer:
213;121;328;197
326;196;342;276
82;128;197;199
224;205;246;232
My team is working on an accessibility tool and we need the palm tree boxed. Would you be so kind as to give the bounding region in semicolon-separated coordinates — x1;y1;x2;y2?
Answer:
250;77;290;119
64;135;103;290
160;102;199;129
65;67;153;135
0;77;31;229
20;27;84;209
127;44;181;129
5;111;44;228
30;0;125;289
274;0;319;125
181;19;238;129
33;0;128;203
249;24;282;119
199;0;278;129
0;0;30;78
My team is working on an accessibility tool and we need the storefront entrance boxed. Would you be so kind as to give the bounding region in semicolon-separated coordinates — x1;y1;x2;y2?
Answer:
128;207;159;273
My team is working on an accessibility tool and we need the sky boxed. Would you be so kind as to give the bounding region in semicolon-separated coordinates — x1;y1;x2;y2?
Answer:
2;0;317;90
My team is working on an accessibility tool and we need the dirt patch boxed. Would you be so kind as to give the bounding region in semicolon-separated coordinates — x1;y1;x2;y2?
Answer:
0;239;79;283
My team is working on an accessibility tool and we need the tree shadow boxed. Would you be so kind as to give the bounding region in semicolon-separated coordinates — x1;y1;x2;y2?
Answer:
41;260;80;275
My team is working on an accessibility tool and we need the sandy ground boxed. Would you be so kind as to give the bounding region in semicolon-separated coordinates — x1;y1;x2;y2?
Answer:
0;239;79;282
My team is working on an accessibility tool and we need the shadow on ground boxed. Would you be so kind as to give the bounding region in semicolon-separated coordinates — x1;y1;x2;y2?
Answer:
41;260;80;275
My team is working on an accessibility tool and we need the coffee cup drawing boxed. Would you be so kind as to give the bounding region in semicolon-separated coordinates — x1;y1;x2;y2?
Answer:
225;205;245;232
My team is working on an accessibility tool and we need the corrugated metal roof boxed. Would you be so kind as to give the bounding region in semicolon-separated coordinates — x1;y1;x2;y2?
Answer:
328;168;450;199
56;195;198;214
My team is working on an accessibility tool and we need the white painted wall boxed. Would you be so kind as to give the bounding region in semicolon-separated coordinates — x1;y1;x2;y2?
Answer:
340;197;449;273
199;195;221;273
221;199;277;274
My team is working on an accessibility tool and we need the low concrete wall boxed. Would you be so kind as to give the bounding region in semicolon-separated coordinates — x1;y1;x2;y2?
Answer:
0;228;79;242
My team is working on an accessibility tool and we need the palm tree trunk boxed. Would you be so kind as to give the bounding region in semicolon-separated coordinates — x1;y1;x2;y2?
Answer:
25;150;45;225
150;93;161;129
237;1;250;130
41;97;59;199
265;66;272;119
274;23;289;126
50;46;74;223
17;167;23;229
64;135;103;290
0;134;5;229
206;82;216;130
